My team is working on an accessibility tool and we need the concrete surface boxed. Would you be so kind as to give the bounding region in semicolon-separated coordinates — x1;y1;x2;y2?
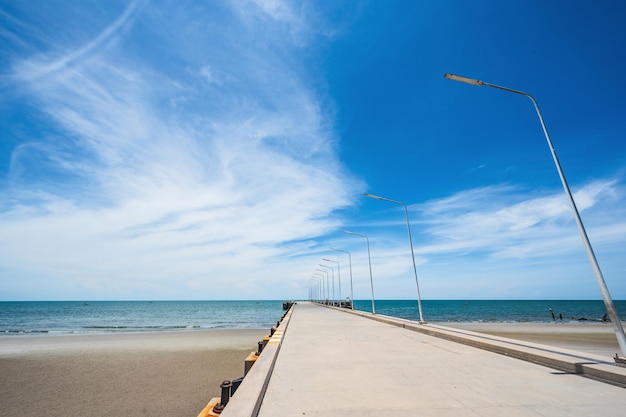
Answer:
257;302;626;417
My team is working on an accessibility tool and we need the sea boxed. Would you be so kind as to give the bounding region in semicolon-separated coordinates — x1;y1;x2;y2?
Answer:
0;299;624;336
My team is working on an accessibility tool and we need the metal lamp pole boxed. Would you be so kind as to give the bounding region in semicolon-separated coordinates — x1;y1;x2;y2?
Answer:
364;193;425;323
309;279;315;301
323;258;342;307
315;270;329;304
331;247;354;309
311;276;322;302
319;264;336;306
342;230;376;314
444;73;626;357
313;272;326;301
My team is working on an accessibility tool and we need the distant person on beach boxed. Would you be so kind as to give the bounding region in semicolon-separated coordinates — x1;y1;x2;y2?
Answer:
549;308;555;320
559;313;563;320
602;313;608;322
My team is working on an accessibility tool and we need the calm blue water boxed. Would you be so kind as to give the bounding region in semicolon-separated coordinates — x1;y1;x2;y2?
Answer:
0;300;285;335
1;300;624;336
352;299;626;323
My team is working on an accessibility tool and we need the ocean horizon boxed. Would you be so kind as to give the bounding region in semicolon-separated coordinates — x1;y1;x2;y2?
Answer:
1;299;624;336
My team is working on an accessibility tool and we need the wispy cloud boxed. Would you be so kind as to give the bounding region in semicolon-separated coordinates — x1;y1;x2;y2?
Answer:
413;180;625;260
324;180;626;300
0;1;361;299
12;0;144;84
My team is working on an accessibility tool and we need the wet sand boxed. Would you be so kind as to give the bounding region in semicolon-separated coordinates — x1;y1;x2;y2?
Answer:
0;329;268;417
440;321;623;358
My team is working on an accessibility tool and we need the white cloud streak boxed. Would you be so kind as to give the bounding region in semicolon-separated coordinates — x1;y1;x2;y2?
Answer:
319;180;626;300
13;0;144;83
414;181;625;260
0;1;361;300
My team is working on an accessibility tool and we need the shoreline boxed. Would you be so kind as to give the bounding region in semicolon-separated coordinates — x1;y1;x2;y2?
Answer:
0;328;268;417
0;327;270;355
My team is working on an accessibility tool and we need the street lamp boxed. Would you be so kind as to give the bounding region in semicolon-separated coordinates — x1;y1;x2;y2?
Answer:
309;278;315;301
314;270;329;303
311;276;322;302
319;264;336;306
323;258;342;307
331;247;354;310
444;72;626;358
365;193;425;323
342;230;376;314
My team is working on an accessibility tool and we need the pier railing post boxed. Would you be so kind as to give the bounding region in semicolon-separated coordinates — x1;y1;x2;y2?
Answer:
213;380;233;414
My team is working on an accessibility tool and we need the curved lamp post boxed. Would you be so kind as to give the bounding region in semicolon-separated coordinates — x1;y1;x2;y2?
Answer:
365;193;425;323
323;258;342;307
342;230;376;314
331;247;354;309
444;73;626;358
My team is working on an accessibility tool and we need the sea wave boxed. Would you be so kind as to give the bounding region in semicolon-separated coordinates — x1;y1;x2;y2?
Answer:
0;300;284;336
1;329;49;334
81;325;192;329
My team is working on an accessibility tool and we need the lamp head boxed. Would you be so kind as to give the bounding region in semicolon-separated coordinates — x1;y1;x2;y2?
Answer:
444;73;484;86
364;193;384;200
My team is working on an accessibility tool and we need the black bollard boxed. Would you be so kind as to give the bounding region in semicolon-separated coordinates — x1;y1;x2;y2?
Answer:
256;340;263;356
270;327;276;336
213;380;233;414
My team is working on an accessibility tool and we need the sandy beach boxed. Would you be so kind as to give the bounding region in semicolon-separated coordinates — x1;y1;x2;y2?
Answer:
0;329;268;417
440;321;622;358
1;322;623;417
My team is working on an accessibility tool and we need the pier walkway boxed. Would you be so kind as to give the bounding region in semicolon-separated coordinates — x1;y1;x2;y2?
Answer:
221;302;626;417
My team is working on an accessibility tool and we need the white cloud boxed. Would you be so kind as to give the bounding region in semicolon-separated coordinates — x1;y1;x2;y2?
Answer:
411;180;626;298
316;180;626;300
13;0;144;83
231;0;345;46
0;1;361;300
198;66;220;85
251;0;299;24
411;180;624;260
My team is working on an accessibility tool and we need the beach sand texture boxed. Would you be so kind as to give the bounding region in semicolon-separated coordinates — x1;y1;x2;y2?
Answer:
1;323;623;417
441;321;622;358
0;329;267;417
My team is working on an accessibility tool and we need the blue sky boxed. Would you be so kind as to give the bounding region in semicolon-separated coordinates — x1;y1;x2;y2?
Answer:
1;0;625;302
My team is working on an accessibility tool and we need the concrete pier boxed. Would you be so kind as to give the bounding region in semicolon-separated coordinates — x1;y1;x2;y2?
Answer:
222;302;626;417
